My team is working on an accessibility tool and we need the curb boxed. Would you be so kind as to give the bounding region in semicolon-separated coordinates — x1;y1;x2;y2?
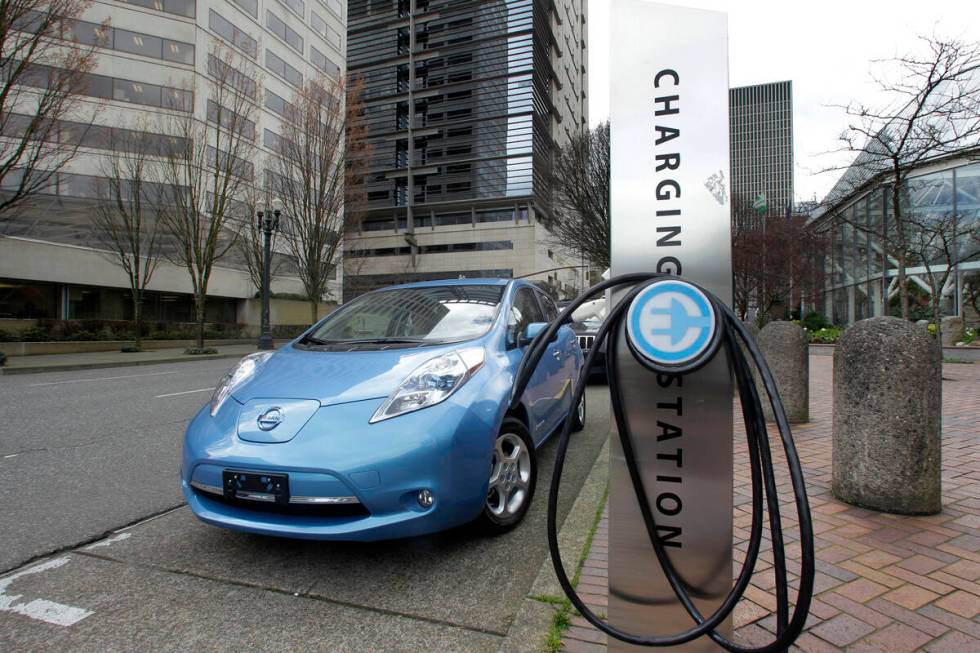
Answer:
498;437;610;653
0;352;247;375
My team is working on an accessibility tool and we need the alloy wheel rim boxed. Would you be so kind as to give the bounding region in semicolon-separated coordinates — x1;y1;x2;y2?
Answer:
577;395;586;424
486;432;532;518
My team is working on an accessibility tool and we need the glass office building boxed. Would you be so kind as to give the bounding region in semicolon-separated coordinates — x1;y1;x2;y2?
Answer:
808;155;980;326
730;81;794;221
344;0;588;299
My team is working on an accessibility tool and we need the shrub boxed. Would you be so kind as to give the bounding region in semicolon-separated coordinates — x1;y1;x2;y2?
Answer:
809;326;843;344
0;329;16;342
18;326;50;342
801;311;829;332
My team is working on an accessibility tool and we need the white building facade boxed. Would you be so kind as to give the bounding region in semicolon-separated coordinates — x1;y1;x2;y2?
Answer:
0;0;347;327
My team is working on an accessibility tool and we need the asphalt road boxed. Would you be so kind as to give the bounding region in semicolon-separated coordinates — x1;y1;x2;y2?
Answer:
0;360;611;652
0;359;238;572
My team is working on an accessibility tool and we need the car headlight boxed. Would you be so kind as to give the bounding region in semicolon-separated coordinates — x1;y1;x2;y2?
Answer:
210;351;274;416
370;348;485;423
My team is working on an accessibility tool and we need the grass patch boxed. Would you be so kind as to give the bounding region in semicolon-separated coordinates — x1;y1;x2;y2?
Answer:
535;486;609;652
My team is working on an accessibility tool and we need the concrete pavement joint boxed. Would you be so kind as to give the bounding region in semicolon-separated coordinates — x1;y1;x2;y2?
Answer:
1;502;186;576
73;549;512;639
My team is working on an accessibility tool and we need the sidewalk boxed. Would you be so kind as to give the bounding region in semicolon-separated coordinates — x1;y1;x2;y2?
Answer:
561;356;980;652
0;342;284;375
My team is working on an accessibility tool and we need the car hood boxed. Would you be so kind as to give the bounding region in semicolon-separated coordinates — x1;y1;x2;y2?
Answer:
230;343;474;406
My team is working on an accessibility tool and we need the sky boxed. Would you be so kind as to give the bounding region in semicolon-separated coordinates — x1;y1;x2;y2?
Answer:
587;0;980;204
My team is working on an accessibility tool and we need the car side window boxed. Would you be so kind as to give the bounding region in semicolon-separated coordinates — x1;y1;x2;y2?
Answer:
510;287;545;334
537;292;558;322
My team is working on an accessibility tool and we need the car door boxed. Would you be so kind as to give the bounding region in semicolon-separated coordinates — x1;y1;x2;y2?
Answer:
507;286;554;441
535;290;577;427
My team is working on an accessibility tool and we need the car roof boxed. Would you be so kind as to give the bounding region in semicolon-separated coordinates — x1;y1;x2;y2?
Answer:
379;277;518;291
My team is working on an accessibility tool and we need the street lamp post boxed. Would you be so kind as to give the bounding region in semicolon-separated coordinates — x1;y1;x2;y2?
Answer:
257;203;281;350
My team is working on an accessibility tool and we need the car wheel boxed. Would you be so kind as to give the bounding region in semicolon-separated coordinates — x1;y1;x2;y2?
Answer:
571;393;586;432
478;417;536;534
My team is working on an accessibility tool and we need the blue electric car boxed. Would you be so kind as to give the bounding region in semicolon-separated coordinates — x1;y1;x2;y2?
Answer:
181;279;585;540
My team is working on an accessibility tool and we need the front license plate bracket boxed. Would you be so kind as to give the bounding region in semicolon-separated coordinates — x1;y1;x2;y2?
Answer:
222;470;290;506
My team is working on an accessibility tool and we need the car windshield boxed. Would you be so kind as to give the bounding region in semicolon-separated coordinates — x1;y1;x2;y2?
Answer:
304;285;504;345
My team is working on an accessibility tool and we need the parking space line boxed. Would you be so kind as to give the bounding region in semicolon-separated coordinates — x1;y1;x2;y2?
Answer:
155;387;213;398
0;557;93;627
29;371;179;387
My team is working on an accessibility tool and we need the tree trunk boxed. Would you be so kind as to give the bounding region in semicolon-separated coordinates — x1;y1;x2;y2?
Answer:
133;293;143;351
897;251;909;319
310;300;318;326
891;179;910;319
196;291;206;349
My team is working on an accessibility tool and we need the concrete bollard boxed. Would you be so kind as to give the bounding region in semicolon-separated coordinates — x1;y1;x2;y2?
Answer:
940;316;965;347
756;321;809;423
833;317;942;515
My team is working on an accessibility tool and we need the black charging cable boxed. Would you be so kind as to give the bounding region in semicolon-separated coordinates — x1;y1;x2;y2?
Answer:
510;273;815;652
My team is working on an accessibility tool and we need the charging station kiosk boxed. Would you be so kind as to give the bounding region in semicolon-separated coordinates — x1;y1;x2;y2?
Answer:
609;3;733;650
513;3;813;649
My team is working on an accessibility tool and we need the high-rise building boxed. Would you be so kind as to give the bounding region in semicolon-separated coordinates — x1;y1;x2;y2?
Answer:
729;80;794;220
343;0;588;300
1;0;346;325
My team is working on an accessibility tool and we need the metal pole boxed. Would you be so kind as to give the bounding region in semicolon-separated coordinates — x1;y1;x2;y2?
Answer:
258;210;274;350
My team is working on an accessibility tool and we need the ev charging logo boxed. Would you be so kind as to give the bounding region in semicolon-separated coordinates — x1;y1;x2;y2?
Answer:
626;280;719;370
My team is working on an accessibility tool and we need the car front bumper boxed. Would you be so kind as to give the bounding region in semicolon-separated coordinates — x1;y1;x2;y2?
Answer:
181;385;502;541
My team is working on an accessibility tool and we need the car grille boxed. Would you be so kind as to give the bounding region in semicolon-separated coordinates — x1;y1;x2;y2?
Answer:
577;335;595;352
194;486;370;518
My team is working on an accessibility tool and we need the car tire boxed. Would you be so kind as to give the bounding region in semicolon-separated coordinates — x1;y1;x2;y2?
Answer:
570;393;586;432
477;417;537;535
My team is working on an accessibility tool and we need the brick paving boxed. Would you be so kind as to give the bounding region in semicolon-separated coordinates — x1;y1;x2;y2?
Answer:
562;356;980;652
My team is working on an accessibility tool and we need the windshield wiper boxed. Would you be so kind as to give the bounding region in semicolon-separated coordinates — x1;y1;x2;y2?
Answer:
301;336;336;346
346;337;431;344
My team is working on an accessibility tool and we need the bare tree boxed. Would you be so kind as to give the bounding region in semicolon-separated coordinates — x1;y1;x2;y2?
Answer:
268;75;368;323
545;121;610;269
236;182;283;295
158;45;258;349
92;127;165;350
905;208;980;341
823;35;980;318
0;0;101;221
731;194;828;324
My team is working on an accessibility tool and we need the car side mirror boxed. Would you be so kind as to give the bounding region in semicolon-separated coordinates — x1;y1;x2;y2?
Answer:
519;322;548;347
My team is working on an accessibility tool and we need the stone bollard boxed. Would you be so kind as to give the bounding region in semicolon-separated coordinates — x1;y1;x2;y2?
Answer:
833;317;942;514
756;321;809;423
940;316;965;347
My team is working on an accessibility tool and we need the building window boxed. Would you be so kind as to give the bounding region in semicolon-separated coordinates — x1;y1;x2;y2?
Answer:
208;54;257;99
207;100;256;136
310;11;341;49
117;0;195;18
278;0;305;18
232;0;258;17
28;68;193;111
310;46;340;78
265;49;303;87
264;90;295;119
266;10;303;54
29;13;195;65
113;28;163;59
209;10;257;58
320;0;342;18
